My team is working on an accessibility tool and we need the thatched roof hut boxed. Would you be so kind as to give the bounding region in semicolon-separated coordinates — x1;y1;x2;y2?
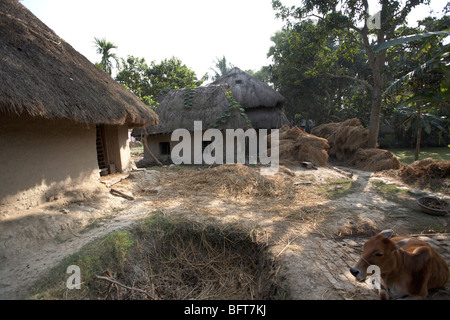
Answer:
0;0;158;127
145;84;250;135
0;0;158;210
211;68;289;129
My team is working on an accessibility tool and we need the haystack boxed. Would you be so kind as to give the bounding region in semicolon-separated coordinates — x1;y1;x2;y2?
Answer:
399;158;450;180
269;125;329;167
311;118;368;162
311;118;400;171
353;148;401;171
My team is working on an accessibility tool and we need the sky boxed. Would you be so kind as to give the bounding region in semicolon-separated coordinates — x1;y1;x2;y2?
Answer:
21;0;448;81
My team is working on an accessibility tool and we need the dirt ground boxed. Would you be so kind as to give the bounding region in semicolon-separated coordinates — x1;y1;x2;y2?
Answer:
1;154;449;300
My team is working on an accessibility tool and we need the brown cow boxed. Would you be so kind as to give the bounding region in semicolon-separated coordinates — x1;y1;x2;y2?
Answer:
350;229;450;299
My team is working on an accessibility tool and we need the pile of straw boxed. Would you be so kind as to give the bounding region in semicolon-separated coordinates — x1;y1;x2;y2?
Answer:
312;118;368;162
398;158;450;180
169;164;296;199
353;148;401;172
312;119;400;171
269;125;329;167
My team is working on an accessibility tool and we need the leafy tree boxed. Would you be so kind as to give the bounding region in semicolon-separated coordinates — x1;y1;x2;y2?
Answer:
115;56;206;109
94;37;119;76
246;67;272;84
384;30;450;159
272;0;445;148
268;20;371;126
146;57;206;97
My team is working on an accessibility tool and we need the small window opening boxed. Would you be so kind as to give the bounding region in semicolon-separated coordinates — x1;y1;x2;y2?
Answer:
159;142;170;155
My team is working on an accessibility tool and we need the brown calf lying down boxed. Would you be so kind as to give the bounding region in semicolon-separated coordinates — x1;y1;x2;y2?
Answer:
350;230;450;299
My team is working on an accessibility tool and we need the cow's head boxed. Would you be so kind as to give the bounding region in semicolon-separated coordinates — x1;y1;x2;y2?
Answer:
350;229;408;282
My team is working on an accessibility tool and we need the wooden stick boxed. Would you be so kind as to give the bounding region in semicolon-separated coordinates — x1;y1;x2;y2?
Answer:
110;188;134;200
93;275;158;300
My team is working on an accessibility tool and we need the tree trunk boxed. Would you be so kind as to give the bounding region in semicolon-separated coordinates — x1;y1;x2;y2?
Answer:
414;105;422;161
367;84;383;148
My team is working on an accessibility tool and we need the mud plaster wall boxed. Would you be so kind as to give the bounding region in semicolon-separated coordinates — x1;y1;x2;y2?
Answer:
104;124;131;172
0;114;100;210
145;131;259;164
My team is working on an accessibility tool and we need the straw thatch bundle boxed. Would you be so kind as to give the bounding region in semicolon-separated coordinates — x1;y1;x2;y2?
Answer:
311;118;400;171
0;0;157;127
353;148;401;171
211;68;289;129
312;118;368;162
398;158;450;180
145;85;250;135
269;125;329;167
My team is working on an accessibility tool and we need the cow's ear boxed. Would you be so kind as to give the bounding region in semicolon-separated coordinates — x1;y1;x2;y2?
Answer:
396;238;409;250
380;229;394;239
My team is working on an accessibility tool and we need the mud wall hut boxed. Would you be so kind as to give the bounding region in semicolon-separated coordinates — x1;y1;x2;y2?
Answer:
0;0;158;209
211;68;289;129
140;85;251;164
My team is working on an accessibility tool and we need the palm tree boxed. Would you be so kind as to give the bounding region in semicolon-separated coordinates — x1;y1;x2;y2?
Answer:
210;56;234;81
94;37;118;76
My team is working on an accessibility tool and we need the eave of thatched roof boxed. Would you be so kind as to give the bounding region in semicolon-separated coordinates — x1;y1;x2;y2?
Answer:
145;85;250;135
245;107;289;129
211;67;285;109
0;0;158;127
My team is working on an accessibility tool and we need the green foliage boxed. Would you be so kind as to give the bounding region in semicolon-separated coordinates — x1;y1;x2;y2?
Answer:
271;0;442;148
93;37;118;76
211;91;252;129
373;31;450;52
210;56;234;81
183;86;196;109
268;19;371;125
115;56;205;110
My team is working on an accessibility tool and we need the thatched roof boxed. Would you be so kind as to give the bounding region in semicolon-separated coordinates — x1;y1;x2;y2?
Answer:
245;108;289;129
211;67;285;110
145;85;250;135
0;0;157;127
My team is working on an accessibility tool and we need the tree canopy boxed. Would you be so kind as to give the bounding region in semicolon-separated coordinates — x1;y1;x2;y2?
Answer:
115;56;206;109
270;0;449;147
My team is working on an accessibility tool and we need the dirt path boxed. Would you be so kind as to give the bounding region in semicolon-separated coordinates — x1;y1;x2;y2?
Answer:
1;165;449;300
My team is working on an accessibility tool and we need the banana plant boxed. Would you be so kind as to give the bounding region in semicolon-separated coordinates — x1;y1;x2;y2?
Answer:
383;31;450;160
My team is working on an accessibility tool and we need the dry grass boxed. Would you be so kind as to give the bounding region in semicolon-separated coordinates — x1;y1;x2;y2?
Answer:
110;215;284;300
163;164;297;200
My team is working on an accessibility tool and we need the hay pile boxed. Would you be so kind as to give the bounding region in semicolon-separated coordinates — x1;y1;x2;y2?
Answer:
169;164;295;199
398;158;450;180
311;118;368;162
311;118;400;171
353;148;401;172
269;125;329;167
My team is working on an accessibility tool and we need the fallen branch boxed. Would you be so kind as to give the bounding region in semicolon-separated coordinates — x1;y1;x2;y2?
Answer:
110;188;134;201
143;128;163;166
93;275;158;300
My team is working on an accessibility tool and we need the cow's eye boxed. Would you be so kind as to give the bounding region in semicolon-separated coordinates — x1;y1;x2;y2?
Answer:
375;253;383;257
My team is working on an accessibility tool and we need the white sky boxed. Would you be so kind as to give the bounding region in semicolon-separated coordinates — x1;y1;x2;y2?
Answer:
21;0;448;81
